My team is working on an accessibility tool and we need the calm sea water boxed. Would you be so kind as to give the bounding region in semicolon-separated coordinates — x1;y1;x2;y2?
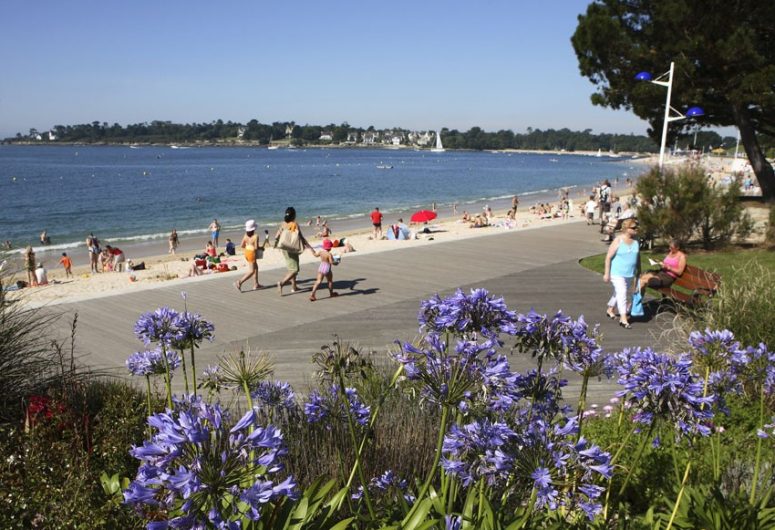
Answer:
0;145;635;253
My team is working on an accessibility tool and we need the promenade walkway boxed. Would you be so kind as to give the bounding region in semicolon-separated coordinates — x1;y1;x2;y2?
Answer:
46;221;670;403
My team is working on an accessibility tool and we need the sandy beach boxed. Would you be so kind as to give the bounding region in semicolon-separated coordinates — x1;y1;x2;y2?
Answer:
6;153;763;309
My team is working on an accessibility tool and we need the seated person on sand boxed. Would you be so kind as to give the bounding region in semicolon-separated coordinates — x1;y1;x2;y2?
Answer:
34;263;49;286
460;211;470;222
469;214;487;228
100;249;113;272
225;239;236;256
639;239;686;295
315;222;332;238
506;208;516;221
386;219;411;240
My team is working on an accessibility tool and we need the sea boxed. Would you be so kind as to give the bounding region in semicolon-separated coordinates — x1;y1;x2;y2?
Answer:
0;145;638;257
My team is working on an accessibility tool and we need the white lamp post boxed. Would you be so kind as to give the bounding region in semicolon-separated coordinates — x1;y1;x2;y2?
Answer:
635;62;704;169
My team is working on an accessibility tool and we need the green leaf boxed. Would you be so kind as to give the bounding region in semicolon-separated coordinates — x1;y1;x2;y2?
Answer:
403;498;434;530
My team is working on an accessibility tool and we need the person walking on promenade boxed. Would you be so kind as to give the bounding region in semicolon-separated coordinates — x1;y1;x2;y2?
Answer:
234;219;263;292
24;246;37;286
309;238;339;301
168;228;179;254
603;218;640;329
370;207;383;240
274;207;311;295
86;232;100;273
208;219;221;248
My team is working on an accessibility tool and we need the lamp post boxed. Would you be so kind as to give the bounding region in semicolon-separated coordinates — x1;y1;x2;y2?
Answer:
635;62;704;169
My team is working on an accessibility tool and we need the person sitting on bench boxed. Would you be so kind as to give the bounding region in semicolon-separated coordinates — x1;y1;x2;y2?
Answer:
640;239;686;294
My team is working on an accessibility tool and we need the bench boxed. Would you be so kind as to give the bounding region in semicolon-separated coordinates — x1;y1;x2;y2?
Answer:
653;264;721;306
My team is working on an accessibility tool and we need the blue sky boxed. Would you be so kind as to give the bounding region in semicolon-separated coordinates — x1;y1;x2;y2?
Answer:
0;1;653;138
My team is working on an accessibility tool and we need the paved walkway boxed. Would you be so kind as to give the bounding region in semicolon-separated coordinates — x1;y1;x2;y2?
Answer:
45;221;670;403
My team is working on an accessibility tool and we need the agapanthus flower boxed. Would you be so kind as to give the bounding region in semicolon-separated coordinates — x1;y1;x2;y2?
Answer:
743;343;775;395
445;515;463;530
687;329;748;411
303;385;370;428
199;365;222;393
441;419;517;486
252;381;296;411
126;348;181;377
613;348;714;437
134;306;180;345
514;310;603;372
352;469;414;504
172;311;215;349
124;395;297;527
418;288;517;339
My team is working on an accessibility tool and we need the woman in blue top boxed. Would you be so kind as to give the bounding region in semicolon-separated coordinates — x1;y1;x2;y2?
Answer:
603;218;640;329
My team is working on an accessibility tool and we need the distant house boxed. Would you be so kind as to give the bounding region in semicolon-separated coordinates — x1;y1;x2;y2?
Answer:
412;131;433;147
346;131;359;143
237;127;246;139
47;131;57;141
391;135;402;146
363;132;379;145
319;131;333;141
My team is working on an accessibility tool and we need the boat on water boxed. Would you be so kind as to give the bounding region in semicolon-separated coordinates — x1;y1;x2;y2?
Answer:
376;164;393;169
170;145;191;150
430;130;445;153
267;145;280;150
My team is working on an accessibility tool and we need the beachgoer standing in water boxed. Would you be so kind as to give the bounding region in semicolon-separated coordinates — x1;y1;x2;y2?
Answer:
309;239;339;301
370;207;383;240
234;219;262;292
275;207;311;295
168;229;179;254
208;219;221;248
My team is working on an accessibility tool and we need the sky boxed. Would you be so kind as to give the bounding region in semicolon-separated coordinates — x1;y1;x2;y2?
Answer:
0;0;655;139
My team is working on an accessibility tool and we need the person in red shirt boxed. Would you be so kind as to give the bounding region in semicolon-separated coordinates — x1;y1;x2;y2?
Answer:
370;207;383;240
105;245;126;272
59;252;73;278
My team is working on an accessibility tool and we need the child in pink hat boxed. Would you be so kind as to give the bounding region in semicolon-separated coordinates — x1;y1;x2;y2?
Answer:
309;239;338;301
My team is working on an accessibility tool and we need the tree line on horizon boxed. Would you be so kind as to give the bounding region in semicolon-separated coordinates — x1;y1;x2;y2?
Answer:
4;119;736;153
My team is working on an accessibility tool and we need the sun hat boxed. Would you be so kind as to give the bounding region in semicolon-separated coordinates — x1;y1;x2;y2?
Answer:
245;219;257;232
322;239;333;250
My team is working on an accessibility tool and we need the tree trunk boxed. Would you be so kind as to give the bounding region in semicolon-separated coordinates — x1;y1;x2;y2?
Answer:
733;104;775;202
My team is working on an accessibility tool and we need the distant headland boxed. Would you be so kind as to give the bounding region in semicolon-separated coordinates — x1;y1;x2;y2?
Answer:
2;119;735;153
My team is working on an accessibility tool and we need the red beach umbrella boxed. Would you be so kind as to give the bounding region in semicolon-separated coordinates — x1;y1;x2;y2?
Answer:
410;210;437;223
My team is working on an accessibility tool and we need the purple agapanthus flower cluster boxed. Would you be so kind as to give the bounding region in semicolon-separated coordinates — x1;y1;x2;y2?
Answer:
172;310;215;350
687;329;749;412
134;306;181;345
124;395;297;528
352;469;415;504
252;381;296;411
199;365;222;393
304;385;370;428
613;348;714;437
743;343;775;395
514;310;605;373
126;348;182;377
419;288;518;339
441;414;611;520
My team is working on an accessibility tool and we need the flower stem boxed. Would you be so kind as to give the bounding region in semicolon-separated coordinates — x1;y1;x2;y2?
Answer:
618;424;654;496
179;348;190;395
575;372;590;440
338;374;375;521
190;346;197;397
749;385;765;504
666;462;691;530
402;405;450;525
160;345;173;409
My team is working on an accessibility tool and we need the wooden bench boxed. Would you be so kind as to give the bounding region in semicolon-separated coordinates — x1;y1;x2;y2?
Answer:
653;264;721;306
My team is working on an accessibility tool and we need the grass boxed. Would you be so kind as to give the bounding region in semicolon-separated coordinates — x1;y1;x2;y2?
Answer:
579;246;775;280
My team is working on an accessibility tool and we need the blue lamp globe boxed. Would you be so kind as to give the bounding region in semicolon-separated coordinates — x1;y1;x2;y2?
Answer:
635;71;653;81
686;106;704;117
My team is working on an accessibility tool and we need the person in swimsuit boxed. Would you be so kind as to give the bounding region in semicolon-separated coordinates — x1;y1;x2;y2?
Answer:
309;239;338;301
86;232;100;273
24;246;37;286
205;241;216;258
208;219;221;248
234;219;262;292
640;239;686;295
169;229;179;254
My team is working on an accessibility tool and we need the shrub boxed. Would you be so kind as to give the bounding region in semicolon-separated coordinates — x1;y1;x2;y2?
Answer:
636;164;752;249
766;204;775;248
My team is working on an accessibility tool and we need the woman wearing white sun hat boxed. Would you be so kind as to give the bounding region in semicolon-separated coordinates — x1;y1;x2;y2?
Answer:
234;219;262;292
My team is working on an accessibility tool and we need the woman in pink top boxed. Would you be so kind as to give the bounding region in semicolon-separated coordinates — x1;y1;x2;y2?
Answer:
640;239;686;294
